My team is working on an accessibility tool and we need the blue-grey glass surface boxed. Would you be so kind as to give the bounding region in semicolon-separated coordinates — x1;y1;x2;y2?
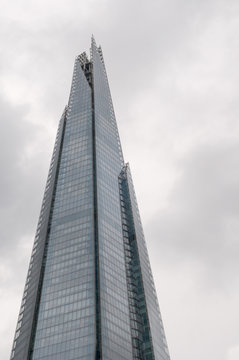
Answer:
11;38;171;360
125;165;170;360
32;58;96;360
10;109;67;360
92;39;133;360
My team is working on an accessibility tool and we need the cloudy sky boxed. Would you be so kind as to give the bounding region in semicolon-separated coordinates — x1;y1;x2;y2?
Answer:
1;0;239;359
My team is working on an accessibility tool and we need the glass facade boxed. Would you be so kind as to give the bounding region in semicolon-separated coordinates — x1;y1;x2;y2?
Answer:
10;38;170;360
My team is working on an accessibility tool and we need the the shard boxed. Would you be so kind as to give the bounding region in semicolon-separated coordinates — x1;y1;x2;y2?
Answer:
11;38;170;360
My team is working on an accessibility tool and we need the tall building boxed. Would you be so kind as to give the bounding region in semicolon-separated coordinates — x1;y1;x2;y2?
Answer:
11;37;170;360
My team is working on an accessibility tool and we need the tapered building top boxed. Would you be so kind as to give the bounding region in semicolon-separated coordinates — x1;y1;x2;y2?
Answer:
11;38;170;360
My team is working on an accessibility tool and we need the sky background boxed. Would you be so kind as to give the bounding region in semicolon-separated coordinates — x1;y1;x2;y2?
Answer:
0;0;239;359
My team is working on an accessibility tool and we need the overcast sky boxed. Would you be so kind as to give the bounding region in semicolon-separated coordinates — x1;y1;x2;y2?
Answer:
1;0;239;359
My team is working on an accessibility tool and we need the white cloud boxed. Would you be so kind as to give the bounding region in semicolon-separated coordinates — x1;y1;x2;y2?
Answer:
227;346;239;360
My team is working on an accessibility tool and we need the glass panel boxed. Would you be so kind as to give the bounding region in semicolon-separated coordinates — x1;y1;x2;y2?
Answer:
125;165;170;360
92;39;133;360
32;58;96;360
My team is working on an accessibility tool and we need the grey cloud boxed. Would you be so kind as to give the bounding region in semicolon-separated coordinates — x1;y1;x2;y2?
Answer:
144;140;239;360
1;0;239;359
147;140;239;289
0;95;51;256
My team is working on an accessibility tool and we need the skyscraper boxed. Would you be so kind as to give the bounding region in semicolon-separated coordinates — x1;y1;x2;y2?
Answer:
11;37;170;360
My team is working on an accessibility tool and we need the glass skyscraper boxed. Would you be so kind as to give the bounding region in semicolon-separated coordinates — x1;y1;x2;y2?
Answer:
10;37;170;360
